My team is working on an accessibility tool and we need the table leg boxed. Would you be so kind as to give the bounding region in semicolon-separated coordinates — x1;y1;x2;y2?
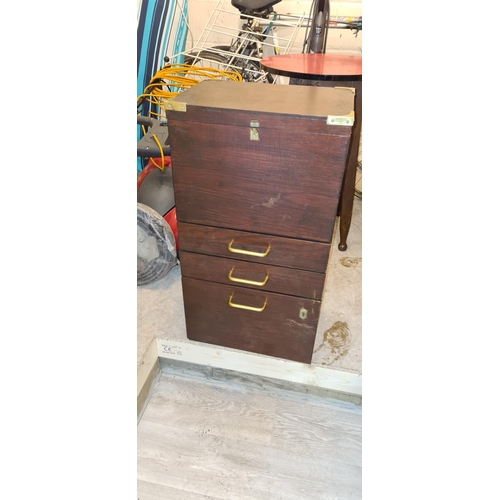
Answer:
289;77;362;251
338;80;362;251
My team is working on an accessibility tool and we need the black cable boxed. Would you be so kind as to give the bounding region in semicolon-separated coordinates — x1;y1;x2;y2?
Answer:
323;0;330;52
302;0;315;53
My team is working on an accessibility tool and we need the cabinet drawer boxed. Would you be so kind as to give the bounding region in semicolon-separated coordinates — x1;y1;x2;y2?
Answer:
182;277;319;363
178;222;331;274
180;251;325;300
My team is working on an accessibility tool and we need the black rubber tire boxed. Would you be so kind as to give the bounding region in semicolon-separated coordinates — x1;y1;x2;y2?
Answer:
184;48;273;83
137;203;177;286
183;49;233;79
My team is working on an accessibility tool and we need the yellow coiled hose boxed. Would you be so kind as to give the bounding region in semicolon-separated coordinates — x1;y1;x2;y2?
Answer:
137;63;242;170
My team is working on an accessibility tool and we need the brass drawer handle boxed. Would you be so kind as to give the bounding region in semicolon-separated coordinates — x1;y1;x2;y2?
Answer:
227;239;271;257
228;293;267;312
228;267;269;287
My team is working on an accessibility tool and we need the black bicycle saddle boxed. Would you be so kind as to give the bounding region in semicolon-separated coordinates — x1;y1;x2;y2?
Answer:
231;0;281;14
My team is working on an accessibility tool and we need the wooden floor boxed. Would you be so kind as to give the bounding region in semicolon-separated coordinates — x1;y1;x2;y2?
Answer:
138;368;361;499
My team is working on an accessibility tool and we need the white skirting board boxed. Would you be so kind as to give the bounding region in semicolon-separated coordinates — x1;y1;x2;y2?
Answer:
138;337;160;397
155;338;362;397
137;337;162;420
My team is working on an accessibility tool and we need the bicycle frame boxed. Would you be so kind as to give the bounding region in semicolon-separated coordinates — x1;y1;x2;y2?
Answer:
304;0;330;53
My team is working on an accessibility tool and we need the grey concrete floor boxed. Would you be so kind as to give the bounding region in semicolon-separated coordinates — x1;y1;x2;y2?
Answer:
137;198;361;374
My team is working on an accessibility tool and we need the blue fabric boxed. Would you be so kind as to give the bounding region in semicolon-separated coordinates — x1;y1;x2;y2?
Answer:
137;0;188;172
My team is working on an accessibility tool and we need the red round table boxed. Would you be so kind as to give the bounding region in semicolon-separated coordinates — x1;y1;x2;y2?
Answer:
261;53;362;251
261;53;361;79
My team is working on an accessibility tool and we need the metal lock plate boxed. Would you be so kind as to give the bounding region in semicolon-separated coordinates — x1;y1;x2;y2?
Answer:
299;308;308;320
250;120;259;140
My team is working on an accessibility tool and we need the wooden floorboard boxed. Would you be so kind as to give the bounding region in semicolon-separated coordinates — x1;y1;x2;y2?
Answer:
271;398;362;467
137;479;221;500
144;376;277;446
138;372;361;500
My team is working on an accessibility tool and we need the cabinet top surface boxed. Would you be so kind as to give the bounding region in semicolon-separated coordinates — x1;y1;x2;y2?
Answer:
168;80;355;119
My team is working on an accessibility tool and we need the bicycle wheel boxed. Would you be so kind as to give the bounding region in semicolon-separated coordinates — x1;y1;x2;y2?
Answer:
183;49;235;81
184;48;273;83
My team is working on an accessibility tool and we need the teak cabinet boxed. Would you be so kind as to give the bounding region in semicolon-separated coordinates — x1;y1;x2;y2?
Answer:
166;80;354;364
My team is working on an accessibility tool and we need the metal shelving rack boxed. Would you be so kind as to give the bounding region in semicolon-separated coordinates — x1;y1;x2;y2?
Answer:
172;0;306;83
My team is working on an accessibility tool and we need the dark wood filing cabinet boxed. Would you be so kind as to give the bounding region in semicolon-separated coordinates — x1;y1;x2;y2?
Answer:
166;80;354;364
